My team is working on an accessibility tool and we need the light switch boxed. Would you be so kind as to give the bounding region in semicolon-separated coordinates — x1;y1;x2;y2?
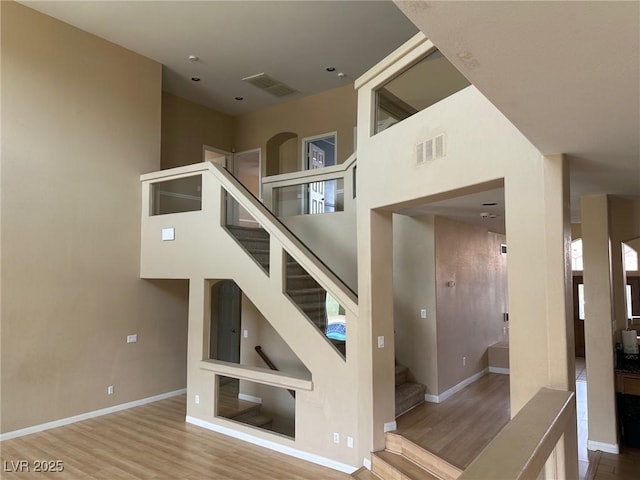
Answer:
377;336;385;348
161;228;175;241
243;329;248;338
126;334;137;343
420;308;427;319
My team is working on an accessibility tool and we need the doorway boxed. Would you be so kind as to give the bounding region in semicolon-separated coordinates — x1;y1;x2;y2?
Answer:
573;276;586;357
210;280;242;364
302;133;336;215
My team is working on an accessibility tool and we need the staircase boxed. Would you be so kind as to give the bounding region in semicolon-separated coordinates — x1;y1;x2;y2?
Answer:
352;432;462;480
225;225;270;271
217;379;274;430
395;364;426;417
226;224;346;356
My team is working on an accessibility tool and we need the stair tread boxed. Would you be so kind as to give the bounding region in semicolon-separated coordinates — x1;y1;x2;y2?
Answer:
374;450;441;480
351;467;382;480
396;381;426;395
232;410;273;427
385;432;463;479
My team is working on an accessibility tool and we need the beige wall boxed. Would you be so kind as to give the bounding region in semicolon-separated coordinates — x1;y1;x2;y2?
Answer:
356;36;575;474
393;214;508;396
434;216;508;392
233;85;357;176
393;214;438;394
161;91;233;169
1;2;189;433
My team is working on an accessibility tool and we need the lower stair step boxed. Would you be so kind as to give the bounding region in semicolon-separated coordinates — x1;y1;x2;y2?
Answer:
372;450;440;480
351;466;382;480
232;409;273;429
395;382;426;417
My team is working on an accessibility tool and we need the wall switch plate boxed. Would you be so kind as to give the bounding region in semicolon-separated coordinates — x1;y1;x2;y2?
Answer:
161;228;175;241
463;356;467;366
107;385;114;395
347;436;354;448
420;308;427;319
333;432;340;444
243;329;248;338
195;395;200;405
127;334;137;343
377;336;385;348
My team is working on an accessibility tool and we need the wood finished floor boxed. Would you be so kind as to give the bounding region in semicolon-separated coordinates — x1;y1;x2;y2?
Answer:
396;372;511;470
0;395;350;480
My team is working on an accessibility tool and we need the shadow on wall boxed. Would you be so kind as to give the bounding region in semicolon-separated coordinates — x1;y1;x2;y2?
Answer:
266;132;298;176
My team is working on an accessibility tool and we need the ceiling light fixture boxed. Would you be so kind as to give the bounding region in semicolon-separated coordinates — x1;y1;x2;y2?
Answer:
191;77;200;82
188;55;199;62
326;66;336;72
235;96;244;101
337;72;346;78
482;202;497;206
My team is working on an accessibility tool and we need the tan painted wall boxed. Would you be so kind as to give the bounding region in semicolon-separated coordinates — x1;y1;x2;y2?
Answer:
282;212;358;293
356;36;574;472
393;214;438;394
434;216;508;392
0;2;189;433
393;215;508;396
161;91;234;169
233;84;357;176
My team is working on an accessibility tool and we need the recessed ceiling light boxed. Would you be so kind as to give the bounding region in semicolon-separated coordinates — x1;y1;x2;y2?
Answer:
188;55;199;62
191;77;201;82
235;96;244;101
326;66;336;72
482;202;497;206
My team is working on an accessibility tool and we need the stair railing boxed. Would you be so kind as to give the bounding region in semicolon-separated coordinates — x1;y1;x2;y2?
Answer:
255;346;295;398
209;162;358;310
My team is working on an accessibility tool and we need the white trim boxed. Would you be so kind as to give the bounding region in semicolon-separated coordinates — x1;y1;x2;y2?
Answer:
489;367;510;375
238;393;262;404
186;416;358;474
0;389;186;442
383;421;397;432
363;457;372;470
587;440;619;454
424;369;488;404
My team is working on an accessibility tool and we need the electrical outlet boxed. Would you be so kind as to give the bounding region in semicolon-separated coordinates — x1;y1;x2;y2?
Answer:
463;356;467;367
333;432;340;444
127;334;137;343
107;385;114;395
195;395;200;405
347;436;354;448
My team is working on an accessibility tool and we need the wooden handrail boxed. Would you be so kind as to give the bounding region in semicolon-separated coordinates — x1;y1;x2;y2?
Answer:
255;346;295;398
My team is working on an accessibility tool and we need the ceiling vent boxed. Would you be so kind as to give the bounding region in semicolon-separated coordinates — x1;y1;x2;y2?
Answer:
242;73;299;98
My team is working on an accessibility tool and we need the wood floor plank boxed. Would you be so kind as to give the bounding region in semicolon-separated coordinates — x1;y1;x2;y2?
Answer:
0;394;349;480
396;373;510;469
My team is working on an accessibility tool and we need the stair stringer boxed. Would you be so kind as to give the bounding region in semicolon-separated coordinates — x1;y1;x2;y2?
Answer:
140;162;362;470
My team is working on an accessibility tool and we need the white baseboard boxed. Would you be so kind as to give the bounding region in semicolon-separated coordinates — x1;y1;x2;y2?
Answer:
489;367;510;375
384;421;397;432
186;416;358;474
587;440;619;454
238;393;262;404
424;369;489;404
363;457;372;470
0;388;187;442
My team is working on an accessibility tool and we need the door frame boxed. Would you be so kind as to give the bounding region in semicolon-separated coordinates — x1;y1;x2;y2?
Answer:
301;131;337;170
